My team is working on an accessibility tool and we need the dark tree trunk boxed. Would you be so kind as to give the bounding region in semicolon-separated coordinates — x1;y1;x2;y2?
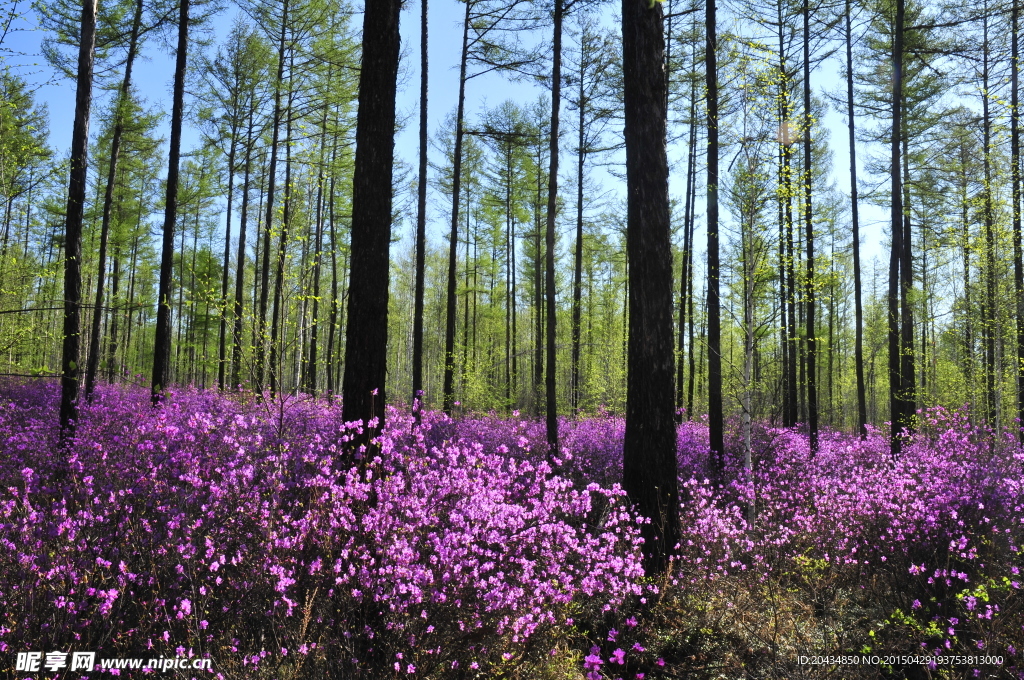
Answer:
888;0;905;456
621;0;681;574
59;0;98;436
231;108;255;391
218;120;239;390
534;144;544;412
85;0;142;401
151;0;190;406
802;0;818;453
443;1;471;415
845;0;867;438
677;71;696;418
545;0;563;453
106;246;120;382
269;73;295;396
706;0;724;466
303;103;329;395
326;166;339;396
412;0;429;419
1014;0;1024;441
341;0;401;444
982;9;997;431
571;66;585;415
255;0;289;395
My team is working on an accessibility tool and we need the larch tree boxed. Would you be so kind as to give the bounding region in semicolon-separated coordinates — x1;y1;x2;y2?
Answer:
706;0;724;466
341;0;402;445
412;0;429;420
621;0;681;574
58;0;97;436
151;0;191;404
84;0;143;401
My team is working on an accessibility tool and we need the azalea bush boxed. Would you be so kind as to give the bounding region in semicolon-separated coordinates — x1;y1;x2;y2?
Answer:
0;381;1022;679
0;383;645;678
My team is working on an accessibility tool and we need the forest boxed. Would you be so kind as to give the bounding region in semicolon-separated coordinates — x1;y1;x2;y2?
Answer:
1;0;1023;677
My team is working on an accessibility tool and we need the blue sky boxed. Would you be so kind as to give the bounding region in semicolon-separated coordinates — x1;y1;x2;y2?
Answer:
1;0;892;278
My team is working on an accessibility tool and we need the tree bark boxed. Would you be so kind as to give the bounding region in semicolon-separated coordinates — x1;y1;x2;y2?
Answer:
621;0;681;575
231;107;255;391
545;0;563;453
59;0;98;437
342;0;401;445
1014;0;1024;441
412;0;428;419
443;0;471;415
845;0;867;438
706;0;724;467
888;0;906;456
255;0;289;395
151;0;189;406
802;0;818;453
85;0;142;400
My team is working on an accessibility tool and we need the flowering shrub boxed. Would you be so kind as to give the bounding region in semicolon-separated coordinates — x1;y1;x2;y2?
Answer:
0;382;644;677
0;383;1021;679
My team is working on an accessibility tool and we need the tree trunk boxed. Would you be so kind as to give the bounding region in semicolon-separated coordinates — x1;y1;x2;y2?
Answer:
845;0;867;438
621;0;681;575
982;9;997;432
341;0;401;444
304;102;329;395
802;0;818;453
677;69;696;417
545;0;563;453
571;65;585;415
85;0;142;401
255;0;289;395
1014;0;1024;441
326;165;339;396
231;108;255;391
412;0;428;419
59;0;98;436
706;0;724;466
443;0;471;415
106;246;120;382
151;0;189;406
218;117;239;390
269;69;295;396
888;0;905;456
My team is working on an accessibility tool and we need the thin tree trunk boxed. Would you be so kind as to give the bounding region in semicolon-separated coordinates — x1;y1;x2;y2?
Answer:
255;0;289;395
85;0;142;400
802;0;818;453
982;8;997;431
1014;0;1024;441
846;0;867;438
443;0;471;415
304;103;329;395
706;0;724;466
326;166;339;396
677;71;697;417
269;66;295;396
412;0;429;419
544;0;564;453
106;246;120;382
231;108;255;391
888;0;905;456
571;66;585;415
218;124;239;390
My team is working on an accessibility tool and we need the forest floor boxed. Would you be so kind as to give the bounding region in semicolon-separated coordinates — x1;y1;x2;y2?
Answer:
0;381;1022;679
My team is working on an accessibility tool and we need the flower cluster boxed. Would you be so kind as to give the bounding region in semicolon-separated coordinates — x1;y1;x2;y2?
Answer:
0;383;643;675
